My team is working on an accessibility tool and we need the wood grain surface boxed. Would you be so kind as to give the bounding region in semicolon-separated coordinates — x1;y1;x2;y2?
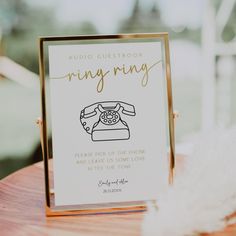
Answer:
0;160;235;236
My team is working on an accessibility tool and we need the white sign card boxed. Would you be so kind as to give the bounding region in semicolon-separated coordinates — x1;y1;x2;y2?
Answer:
43;35;173;208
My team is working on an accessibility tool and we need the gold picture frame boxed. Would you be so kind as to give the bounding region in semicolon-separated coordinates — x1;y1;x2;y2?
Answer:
38;33;175;216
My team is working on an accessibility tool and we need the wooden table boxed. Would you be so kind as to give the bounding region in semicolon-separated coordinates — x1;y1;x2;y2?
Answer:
0;160;235;236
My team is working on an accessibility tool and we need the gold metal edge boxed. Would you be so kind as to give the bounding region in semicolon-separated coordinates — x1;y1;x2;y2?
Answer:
46;204;146;217
163;34;175;184
38;32;169;42
39;32;175;216
38;38;51;207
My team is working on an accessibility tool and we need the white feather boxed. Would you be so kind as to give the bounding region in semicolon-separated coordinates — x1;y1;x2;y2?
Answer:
142;128;236;236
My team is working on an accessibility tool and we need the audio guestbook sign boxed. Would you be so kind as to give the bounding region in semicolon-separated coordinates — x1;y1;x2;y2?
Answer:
39;34;175;214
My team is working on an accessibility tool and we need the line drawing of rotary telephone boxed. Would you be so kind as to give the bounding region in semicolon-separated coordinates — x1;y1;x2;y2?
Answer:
80;101;136;142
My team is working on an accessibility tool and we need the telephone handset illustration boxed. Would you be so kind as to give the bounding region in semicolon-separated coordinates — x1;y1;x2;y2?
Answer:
80;101;136;142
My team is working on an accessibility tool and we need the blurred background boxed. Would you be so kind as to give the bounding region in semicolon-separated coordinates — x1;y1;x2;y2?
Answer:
0;0;236;179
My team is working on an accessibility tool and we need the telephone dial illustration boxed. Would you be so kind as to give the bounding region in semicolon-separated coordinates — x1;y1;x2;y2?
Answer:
80;101;136;142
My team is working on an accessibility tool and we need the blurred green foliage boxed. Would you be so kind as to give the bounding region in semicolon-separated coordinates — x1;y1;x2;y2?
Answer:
1;0;98;73
1;0;235;74
0;0;202;74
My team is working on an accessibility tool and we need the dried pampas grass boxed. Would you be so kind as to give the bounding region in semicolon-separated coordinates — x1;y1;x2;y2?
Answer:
142;128;236;236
